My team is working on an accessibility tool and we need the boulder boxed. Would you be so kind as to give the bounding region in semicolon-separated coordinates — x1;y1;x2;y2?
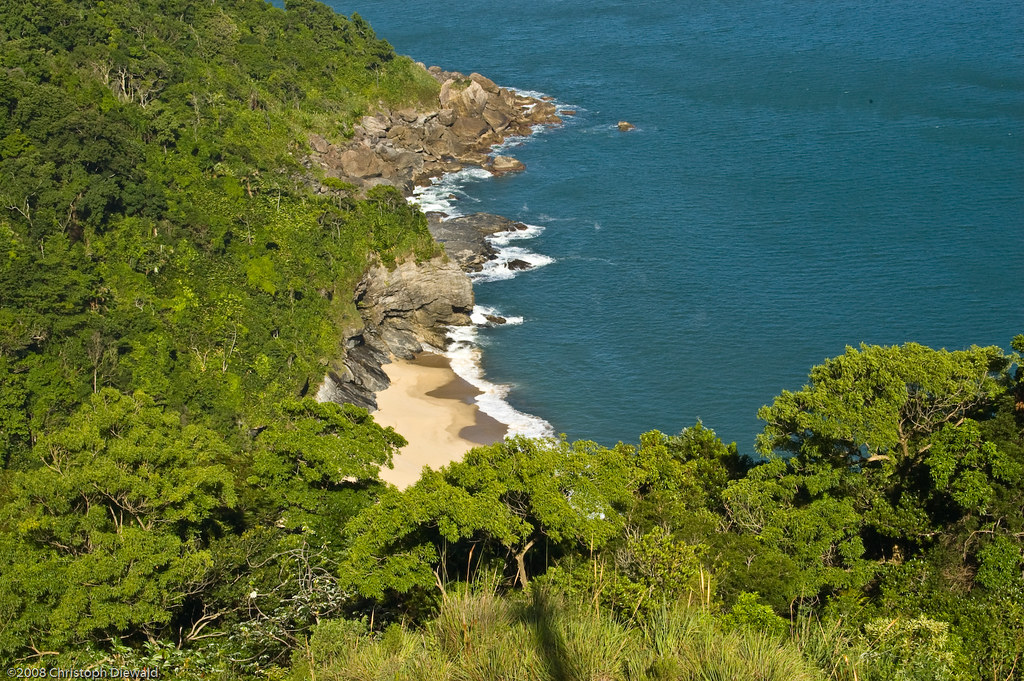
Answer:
340;146;385;178
488;155;526;175
308;133;330;154
359;115;390;138
392;151;424;172
396;108;419;123
507;259;531;271
469;72;499;94
482;104;511;131
456;151;489;166
451;115;490;142
618;120;636;132
444;79;489;117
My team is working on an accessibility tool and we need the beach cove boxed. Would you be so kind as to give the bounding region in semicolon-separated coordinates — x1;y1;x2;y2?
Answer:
373;352;506;488
310;65;566;481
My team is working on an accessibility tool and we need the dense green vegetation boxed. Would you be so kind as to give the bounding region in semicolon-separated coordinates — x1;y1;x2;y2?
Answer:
1;0;1022;679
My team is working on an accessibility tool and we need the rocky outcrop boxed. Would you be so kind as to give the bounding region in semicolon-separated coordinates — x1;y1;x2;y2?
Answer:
486;155;526;175
356;258;473;351
312;65;561;411
305;66;562;196
426;212;529;272
316;256;473;410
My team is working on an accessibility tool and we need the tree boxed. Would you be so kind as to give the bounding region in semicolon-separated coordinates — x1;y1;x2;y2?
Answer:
247;398;405;541
756;342;1003;467
340;436;639;604
755;342;1010;557
0;389;236;657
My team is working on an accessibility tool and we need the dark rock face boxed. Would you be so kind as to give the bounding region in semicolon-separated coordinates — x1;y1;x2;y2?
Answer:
427;213;526;272
507;259;532;271
316;256;473;409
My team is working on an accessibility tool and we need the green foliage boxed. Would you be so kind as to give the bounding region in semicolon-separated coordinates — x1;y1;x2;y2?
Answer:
0;390;236;656
303;587;820;681
248;399;404;539
0;0;440;665
340;436;639;604
859;616;971;681
2;0;1022;675
723;592;791;640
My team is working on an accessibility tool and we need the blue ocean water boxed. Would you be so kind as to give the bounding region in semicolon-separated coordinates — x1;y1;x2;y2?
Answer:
329;0;1024;452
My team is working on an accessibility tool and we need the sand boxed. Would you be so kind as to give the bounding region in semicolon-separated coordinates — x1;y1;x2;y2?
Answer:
373;352;507;488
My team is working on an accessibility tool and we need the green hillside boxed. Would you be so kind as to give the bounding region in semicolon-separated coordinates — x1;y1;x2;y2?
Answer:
1;1;1021;679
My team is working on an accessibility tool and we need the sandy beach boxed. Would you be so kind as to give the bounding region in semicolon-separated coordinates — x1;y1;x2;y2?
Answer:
374;352;507;488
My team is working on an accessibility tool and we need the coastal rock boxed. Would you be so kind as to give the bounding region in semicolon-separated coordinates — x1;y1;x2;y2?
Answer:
309;67;565;411
451;115;490;142
306;66;561;195
487;155;526;175
315;339;391;411
427;212;525;272
482;104;511;131
359;114;390;138
484;314;506;325
617;120;636;131
507;259;532;271
316;256;474;410
442;79;489;117
357;257;473;349
469;72;500;94
396;108;420;123
308;133;331;154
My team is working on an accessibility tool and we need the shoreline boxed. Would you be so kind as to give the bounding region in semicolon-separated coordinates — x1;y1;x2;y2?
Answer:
315;67;564;477
374;352;507;488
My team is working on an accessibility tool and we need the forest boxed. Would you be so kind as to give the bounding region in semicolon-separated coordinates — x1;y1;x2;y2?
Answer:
1;0;1022;679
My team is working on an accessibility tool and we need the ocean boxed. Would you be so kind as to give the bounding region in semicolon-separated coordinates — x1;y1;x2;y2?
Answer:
328;0;1024;453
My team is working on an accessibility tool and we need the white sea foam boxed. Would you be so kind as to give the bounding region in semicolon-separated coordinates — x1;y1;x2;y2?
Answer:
401;87;569;443
445;324;555;439
510;87;549;100
489;222;545;245
467;222;553;282
409;167;491;217
474;246;555;283
471;305;524;326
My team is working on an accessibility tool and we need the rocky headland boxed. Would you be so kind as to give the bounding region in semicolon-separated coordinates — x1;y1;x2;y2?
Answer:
315;66;563;411
306;67;561;195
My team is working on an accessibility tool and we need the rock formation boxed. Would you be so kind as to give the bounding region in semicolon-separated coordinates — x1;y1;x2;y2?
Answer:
426;212;528;272
313;66;561;411
305;66;561;196
316;256;472;410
